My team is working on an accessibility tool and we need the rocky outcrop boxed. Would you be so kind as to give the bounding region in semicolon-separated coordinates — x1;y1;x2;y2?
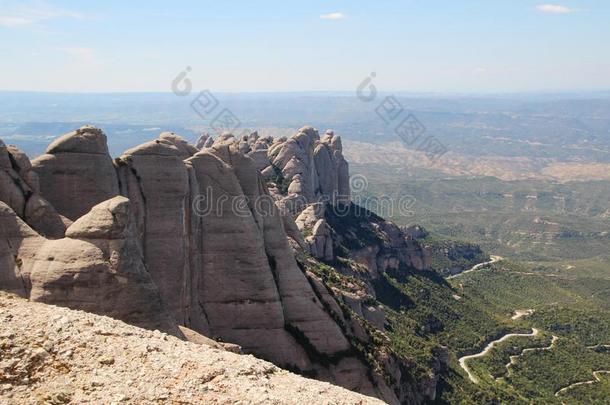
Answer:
0;292;384;405
32;126;119;221
115;135;193;326
0;201;44;297
259;127;350;212
195;133;214;149
1;195;182;336
0;142;66;239
189;139;389;400
295;203;334;262
0;126;439;404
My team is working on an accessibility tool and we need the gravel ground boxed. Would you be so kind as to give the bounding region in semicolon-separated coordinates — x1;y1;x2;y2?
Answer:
0;292;383;404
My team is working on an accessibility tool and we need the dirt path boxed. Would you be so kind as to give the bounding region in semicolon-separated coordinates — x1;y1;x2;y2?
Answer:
458;328;539;384
586;343;610;350
447;255;503;280
555;370;610;397
511;309;534;320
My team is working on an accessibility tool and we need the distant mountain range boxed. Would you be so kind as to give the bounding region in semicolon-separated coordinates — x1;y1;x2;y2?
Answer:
1;91;609;163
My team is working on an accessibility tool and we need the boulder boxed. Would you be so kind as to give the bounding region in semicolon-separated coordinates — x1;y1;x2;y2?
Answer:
28;196;182;337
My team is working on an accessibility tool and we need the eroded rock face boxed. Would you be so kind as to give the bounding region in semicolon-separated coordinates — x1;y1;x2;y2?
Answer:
115;136;193;326
254;127;351;212
0;126;436;404
31;126;119;221
296;204;334;262
0;141;66;238
187;149;300;358
185;141;370;385
27;196;182;336
0;201;44;297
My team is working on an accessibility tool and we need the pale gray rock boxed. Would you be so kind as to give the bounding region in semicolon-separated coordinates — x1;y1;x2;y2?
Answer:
310;218;334;262
314;142;339;199
260;164;277;179
203;136;214;148
7;145;39;191
31;126;119;221
247;130;259;144
0;127;417;404
116;138;192;326
186;149;312;370
46;125;109;154
247;149;270;171
268;127;351;209
271;127;319;203
24;193;67;239
321;130;349;203
0;143;66;238
195;133;211;149
209;143;352;358
0;201;44;297
28;196;182;337
159;132;198;157
0;139;11;169
295;203;326;231
0;169;25;217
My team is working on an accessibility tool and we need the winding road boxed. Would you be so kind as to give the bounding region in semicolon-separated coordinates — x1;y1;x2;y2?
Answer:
447;255;503;280
498;335;559;380
458;328;539;384
555;370;610;397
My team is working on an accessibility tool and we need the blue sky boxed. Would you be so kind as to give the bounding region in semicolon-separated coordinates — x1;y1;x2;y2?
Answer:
0;0;609;93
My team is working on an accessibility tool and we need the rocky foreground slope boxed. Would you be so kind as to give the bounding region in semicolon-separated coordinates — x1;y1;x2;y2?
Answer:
0;292;382;404
0;126;438;403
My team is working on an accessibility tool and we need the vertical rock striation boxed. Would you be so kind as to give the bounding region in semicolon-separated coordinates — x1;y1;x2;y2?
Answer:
0;125;437;404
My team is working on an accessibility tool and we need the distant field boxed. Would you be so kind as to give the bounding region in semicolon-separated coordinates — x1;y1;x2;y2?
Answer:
355;160;610;403
353;164;610;266
439;262;610;403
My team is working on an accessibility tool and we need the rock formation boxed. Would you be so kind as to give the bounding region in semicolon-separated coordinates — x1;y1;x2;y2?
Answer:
0;201;44;297
0;194;181;336
0;125;437;404
0;142;66;239
254;127;350;213
32;126;119;221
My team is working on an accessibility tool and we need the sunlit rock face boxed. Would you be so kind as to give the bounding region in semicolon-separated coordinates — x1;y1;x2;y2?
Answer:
31;126;119;221
0;127;403;403
1;125;438;404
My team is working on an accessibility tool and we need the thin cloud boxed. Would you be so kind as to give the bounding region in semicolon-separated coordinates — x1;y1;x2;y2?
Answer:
0;5;84;28
58;47;100;67
0;16;34;27
472;67;488;76
320;12;346;20
536;4;576;14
